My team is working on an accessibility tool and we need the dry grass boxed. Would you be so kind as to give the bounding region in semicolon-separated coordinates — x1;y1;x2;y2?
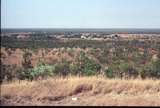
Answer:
1;76;160;106
1;47;81;67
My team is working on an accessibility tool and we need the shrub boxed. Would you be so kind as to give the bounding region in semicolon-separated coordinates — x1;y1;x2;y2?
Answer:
54;61;70;76
119;63;138;78
105;67;114;78
30;64;55;79
15;68;26;80
150;59;160;78
69;63;79;75
78;51;101;76
19;64;55;80
22;50;33;69
0;64;8;83
119;63;129;73
140;60;160;79
0;64;18;82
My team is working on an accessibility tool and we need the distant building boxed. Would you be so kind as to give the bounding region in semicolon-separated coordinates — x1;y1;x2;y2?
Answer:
81;35;87;39
17;35;29;39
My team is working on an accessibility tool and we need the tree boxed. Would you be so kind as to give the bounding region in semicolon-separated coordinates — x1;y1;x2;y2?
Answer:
21;49;33;80
78;51;101;76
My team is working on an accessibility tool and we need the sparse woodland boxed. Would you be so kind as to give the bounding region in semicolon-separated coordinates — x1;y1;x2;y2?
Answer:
1;36;160;83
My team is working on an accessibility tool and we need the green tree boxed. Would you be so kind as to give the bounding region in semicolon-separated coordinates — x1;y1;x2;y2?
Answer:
78;51;101;76
105;67;114;78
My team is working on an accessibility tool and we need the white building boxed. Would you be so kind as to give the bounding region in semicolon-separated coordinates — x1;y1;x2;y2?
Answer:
81;35;87;39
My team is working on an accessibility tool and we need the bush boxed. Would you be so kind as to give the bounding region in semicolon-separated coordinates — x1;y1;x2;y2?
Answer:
0;64;19;82
83;60;101;76
105;67;114;78
54;61;70;76
16;68;26;80
30;64;55;79
20;69;33;80
150;59;160;78
140;59;160;79
118;63;138;78
19;64;55;80
69;63;79;75
78;51;101;76
119;63;129;73
22;50;33;69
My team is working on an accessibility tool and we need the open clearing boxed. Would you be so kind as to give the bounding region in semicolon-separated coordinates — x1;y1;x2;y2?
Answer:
1;76;160;106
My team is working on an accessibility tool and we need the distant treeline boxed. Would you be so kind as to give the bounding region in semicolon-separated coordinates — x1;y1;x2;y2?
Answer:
1;36;160;50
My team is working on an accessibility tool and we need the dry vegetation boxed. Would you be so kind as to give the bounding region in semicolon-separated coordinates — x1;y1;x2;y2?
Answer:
1;76;160;106
1;31;160;106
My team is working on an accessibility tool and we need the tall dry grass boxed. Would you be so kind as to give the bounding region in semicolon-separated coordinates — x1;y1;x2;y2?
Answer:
1;76;160;106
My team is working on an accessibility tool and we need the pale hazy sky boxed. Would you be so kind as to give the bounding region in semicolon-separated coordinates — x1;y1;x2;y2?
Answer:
1;0;160;28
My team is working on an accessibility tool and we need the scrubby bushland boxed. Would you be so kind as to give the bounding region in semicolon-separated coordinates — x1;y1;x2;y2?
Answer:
76;51;101;76
1;37;160;82
0;63;23;83
140;59;160;79
1;51;160;83
0;50;101;82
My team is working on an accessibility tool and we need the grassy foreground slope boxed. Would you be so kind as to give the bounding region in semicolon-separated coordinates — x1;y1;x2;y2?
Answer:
1;76;160;106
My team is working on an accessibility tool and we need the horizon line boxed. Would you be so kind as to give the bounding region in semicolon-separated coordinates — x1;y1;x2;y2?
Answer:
2;27;160;29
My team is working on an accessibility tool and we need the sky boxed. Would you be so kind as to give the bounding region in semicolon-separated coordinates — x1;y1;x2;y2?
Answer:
1;0;160;28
